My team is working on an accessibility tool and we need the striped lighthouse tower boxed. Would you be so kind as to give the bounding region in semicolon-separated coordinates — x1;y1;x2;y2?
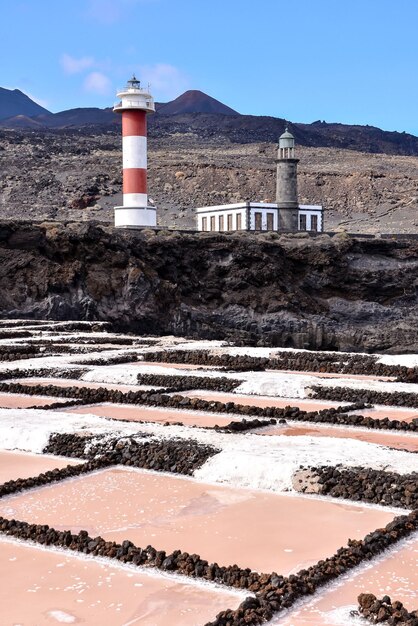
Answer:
113;75;156;228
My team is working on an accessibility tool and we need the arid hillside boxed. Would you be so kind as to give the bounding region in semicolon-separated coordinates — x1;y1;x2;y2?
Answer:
1;128;418;233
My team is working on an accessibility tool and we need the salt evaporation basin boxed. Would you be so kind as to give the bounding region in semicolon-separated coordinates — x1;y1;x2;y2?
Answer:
0;468;396;575
0;393;71;409
133;360;220;370
66;402;235;428
268;533;418;625
183;390;343;411
12;377;150;393
0;450;80;483
349;406;418;423
0;538;243;625
260;424;418;452
269;369;396;381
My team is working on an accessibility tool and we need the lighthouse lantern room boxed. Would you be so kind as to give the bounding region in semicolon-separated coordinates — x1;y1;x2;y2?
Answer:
113;76;156;228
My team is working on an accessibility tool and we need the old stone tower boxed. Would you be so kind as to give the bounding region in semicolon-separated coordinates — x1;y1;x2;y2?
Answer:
196;123;323;233
276;127;299;231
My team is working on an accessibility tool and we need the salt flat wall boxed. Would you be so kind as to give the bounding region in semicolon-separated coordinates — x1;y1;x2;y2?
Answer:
1;221;418;352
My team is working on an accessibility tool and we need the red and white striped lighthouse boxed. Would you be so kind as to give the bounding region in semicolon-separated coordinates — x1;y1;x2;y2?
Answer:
113;75;156;228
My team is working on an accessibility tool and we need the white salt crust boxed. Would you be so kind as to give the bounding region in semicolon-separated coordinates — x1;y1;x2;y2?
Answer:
0;327;417;500
2;330;418;402
0;407;416;495
80;360;418;399
0;408;150;453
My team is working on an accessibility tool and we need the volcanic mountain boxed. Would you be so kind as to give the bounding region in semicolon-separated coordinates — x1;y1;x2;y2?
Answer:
1;85;418;158
0;88;238;127
157;90;238;115
33;107;117;128
0;87;50;121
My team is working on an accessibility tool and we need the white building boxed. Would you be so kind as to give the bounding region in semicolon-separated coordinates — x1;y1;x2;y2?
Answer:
196;202;323;232
196;128;324;233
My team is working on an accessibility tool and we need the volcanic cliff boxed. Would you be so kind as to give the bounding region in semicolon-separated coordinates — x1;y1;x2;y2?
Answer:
1;221;418;352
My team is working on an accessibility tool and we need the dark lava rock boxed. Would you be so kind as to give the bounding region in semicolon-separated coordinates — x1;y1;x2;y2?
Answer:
2;223;418;351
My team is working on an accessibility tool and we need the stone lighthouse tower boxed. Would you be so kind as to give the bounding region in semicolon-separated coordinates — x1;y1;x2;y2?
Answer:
113;75;156;228
276;126;299;231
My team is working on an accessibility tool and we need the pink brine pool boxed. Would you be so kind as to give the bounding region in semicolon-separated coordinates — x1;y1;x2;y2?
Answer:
269;533;418;625
12;377;148;393
135;361;220;370
0;467;396;575
260;424;418;452
0;539;243;625
183;390;343;412
0;450;80;484
0;393;71;409
349;406;418;424
65;402;235;428
269;369;396;381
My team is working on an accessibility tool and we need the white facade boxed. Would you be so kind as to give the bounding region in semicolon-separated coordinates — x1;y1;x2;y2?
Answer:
122;192;149;207
298;205;323;232
247;204;279;230
196;202;323;233
114;206;157;229
196;205;248;232
196;203;280;232
122;135;147;170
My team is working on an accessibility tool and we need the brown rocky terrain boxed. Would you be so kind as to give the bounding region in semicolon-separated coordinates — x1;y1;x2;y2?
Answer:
1;127;418;233
1;221;418;352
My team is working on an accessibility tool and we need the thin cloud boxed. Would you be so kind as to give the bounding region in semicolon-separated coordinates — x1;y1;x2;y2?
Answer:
86;0;155;24
84;71;112;95
61;53;95;75
138;63;190;100
86;0;119;24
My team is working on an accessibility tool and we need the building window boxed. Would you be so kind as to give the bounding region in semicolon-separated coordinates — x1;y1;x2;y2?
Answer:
227;214;233;231
236;213;242;230
299;214;307;231
254;212;262;230
267;213;274;231
210;216;216;231
202;217;208;231
219;215;224;231
310;215;318;231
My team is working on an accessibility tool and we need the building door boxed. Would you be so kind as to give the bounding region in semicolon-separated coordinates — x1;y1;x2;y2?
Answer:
254;212;262;230
202;217;207;231
227;214;233;231
236;213;242;230
210;216;216;231
267;213;274;231
219;215;224;231
299;214;307;231
310;215;318;231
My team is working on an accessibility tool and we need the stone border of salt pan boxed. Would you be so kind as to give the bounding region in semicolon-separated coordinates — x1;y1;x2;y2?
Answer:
0;533;250;597
265;531;418;626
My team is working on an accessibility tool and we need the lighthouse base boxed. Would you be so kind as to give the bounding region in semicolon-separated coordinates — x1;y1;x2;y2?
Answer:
114;206;157;229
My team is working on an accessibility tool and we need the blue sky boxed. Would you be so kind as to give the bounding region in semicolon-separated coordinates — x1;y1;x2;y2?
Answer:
2;0;418;134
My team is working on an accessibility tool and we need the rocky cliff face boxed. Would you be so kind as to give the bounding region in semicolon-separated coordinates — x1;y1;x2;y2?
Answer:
1;221;418;353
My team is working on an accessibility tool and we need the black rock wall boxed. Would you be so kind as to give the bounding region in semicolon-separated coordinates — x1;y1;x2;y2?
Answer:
2;222;418;352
